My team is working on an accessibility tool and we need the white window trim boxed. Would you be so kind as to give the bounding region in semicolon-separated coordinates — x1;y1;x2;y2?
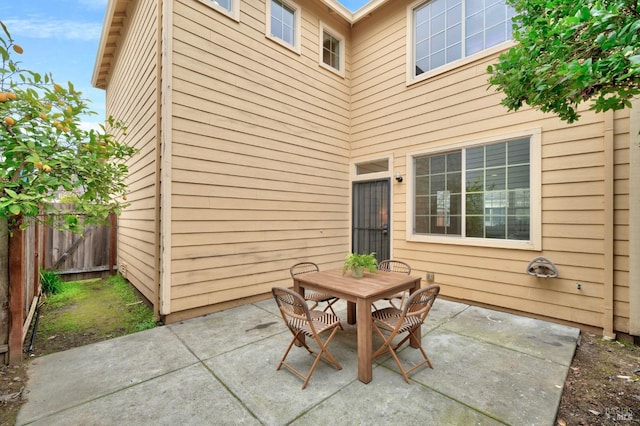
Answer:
405;129;542;251
197;0;240;22
266;0;302;54
318;22;345;78
405;0;516;85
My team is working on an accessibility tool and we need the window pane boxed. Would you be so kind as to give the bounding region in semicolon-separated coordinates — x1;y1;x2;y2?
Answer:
447;152;461;171
485;22;506;48
508;138;529;164
508;165;529;189
508;215;530;240
416;176;430;196
466;216;483;237
466;170;484;192
486;167;505;190
486;2;505;28
431;155;446;173
486;142;505;167
466;193;483;214
416;196;429;215
356;159;388;174
448;172;461;192
416;157;430;175
216;0;232;10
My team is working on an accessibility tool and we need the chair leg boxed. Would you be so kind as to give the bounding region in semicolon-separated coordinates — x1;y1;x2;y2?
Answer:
372;325;432;384
322;299;343;330
301;327;342;389
278;327;342;390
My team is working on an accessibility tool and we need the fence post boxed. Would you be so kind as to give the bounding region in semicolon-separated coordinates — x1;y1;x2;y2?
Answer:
109;212;117;276
8;223;25;364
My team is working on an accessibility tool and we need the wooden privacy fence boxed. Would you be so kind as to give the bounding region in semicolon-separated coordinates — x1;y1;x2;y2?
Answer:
3;206;117;364
43;207;118;281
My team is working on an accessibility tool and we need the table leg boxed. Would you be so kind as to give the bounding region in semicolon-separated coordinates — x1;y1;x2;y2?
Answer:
409;279;421;348
347;301;356;324
356;298;373;383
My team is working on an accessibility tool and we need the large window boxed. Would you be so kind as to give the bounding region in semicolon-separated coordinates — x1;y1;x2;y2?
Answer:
267;0;301;52
412;0;515;77
411;135;539;248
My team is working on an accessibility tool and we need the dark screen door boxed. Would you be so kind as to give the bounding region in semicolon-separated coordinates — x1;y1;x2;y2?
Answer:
352;179;390;262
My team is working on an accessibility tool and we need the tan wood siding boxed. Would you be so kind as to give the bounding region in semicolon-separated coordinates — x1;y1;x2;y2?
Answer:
349;1;631;333
167;0;351;313
104;0;159;303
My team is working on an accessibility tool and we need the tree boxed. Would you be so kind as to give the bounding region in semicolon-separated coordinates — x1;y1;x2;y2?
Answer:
0;21;136;361
487;0;640;124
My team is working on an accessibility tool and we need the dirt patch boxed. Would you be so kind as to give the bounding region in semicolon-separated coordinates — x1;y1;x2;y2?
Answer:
0;276;155;426
556;333;640;425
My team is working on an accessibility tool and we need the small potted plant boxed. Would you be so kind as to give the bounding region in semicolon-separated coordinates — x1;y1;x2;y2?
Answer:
342;252;378;278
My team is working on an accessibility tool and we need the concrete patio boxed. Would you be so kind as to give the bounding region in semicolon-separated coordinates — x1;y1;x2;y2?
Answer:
17;297;580;425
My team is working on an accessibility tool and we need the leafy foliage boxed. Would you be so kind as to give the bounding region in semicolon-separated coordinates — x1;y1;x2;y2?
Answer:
342;252;378;275
40;269;63;295
487;0;640;123
0;21;137;232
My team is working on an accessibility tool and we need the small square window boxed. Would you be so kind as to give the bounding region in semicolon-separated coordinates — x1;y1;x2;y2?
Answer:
267;0;301;53
319;23;345;76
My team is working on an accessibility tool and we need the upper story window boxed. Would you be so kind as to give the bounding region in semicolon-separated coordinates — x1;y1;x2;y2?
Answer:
319;23;345;76
411;0;515;79
199;0;239;21
407;130;541;250
267;0;301;53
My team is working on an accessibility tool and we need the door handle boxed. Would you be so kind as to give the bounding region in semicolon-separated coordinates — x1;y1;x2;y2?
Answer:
382;224;388;235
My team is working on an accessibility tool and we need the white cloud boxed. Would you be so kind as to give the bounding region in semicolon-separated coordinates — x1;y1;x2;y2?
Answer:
79;121;105;133
4;18;102;41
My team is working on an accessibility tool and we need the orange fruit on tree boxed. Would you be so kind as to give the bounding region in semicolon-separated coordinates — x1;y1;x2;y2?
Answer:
4;116;15;126
0;93;6;102
6;92;16;100
12;44;24;54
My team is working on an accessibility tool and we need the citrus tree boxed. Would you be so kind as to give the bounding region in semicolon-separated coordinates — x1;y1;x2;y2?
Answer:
0;21;136;350
487;0;640;124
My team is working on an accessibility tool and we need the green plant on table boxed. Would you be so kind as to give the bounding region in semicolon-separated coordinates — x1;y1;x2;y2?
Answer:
342;252;378;277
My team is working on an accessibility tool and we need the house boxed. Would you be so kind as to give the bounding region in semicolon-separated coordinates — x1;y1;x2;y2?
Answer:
92;0;640;341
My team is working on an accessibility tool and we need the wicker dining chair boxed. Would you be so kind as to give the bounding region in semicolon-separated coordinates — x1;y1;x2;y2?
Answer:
271;286;343;389
371;285;440;384
378;259;412;309
289;262;340;318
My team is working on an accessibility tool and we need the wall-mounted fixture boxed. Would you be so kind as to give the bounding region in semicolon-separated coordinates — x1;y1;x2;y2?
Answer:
395;172;403;183
526;256;558;278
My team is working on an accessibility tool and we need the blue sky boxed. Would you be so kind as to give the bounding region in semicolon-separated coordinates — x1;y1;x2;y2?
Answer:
3;0;369;127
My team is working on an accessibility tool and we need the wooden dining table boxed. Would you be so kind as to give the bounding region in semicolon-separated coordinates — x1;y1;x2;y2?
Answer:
292;268;421;384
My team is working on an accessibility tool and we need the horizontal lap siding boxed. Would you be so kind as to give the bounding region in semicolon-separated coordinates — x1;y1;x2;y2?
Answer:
169;0;351;311
350;1;630;331
105;0;158;302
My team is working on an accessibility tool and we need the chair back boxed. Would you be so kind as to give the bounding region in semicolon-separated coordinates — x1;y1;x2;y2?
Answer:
289;262;319;278
378;260;411;275
272;286;312;321
402;285;440;322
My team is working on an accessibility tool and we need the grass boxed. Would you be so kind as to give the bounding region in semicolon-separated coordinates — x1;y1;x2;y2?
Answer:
32;275;156;355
